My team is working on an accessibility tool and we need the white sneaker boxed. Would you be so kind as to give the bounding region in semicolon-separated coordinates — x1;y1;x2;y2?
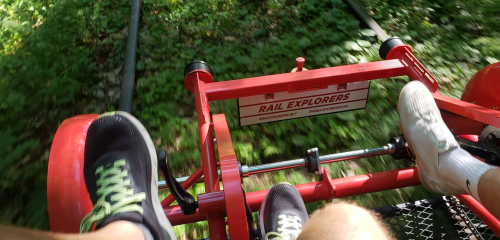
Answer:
397;81;461;195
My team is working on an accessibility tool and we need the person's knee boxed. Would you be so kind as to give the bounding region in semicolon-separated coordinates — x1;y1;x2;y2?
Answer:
298;201;393;240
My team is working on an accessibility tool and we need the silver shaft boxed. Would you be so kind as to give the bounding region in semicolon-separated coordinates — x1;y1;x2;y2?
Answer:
243;158;305;176
158;144;394;188
242;143;394;176
158;176;189;188
319;144;395;163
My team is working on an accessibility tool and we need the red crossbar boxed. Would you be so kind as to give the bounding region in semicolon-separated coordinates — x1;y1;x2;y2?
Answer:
203;60;407;101
433;93;500;130
164;167;421;225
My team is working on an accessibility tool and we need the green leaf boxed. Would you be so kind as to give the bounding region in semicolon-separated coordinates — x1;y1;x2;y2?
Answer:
299;37;312;47
137;61;145;71
328;56;342;65
356;40;371;47
291;134;306;146
264;146;283;157
485;56;499;64
344;54;358;64
344;41;362;51
359;29;376;37
236;56;253;65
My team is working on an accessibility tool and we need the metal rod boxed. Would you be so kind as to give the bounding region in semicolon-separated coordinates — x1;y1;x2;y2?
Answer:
158;176;199;188
319;144;394;164
119;0;142;113
243;144;394;176
159;171;219;189
158;144;395;187
244;159;305;175
345;0;389;41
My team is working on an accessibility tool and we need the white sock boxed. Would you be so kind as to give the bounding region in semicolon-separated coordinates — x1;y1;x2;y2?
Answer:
439;147;497;202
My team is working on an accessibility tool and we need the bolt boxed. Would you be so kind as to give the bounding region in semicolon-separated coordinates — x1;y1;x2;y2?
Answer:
471;101;475;104
494;107;498;110
488;135;493;141
296;57;305;71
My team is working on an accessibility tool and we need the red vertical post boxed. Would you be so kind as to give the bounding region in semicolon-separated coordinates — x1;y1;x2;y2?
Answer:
194;79;219;192
192;72;227;240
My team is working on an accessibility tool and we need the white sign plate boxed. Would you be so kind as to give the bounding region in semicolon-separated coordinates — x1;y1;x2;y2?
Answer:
238;81;370;126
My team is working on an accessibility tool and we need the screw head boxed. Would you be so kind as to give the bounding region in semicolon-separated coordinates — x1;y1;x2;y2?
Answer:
296;57;305;71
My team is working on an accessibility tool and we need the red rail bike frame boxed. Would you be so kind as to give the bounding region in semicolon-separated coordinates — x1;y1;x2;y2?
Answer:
162;44;500;240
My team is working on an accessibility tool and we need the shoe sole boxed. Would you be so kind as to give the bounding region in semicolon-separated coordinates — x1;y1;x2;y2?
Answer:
111;111;176;240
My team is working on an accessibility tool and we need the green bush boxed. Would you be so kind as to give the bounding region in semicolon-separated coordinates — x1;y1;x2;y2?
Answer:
0;0;130;228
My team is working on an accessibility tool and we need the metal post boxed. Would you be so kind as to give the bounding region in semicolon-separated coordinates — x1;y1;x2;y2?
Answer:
119;0;142;113
345;0;389;41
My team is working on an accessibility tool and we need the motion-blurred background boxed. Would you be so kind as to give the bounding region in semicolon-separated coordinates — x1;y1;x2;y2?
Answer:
1;0;499;238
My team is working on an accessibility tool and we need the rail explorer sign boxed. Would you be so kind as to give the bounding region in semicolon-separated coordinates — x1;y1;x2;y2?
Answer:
238;81;370;126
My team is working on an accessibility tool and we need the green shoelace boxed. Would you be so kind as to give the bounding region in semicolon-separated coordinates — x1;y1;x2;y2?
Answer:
80;160;146;233
265;214;303;240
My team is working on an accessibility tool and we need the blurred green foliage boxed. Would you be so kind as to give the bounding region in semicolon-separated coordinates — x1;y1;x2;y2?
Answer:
0;0;499;238
0;0;129;228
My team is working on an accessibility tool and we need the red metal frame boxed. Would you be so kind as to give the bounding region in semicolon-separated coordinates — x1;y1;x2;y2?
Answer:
212;114;249;239
163;167;421;223
48;43;500;239
179;43;500;239
457;194;500;237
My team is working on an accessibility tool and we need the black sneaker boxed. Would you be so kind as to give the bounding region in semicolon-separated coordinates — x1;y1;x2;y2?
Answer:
80;111;176;240
259;183;308;240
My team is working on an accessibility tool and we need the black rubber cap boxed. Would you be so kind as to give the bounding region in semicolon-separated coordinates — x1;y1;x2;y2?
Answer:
184;61;212;77
379;37;405;60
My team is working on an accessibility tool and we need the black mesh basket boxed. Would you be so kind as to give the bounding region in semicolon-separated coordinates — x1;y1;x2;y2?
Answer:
372;196;499;240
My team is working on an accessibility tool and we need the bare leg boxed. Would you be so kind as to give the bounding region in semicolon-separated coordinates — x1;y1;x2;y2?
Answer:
0;221;145;240
478;169;500;218
297;202;393;240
